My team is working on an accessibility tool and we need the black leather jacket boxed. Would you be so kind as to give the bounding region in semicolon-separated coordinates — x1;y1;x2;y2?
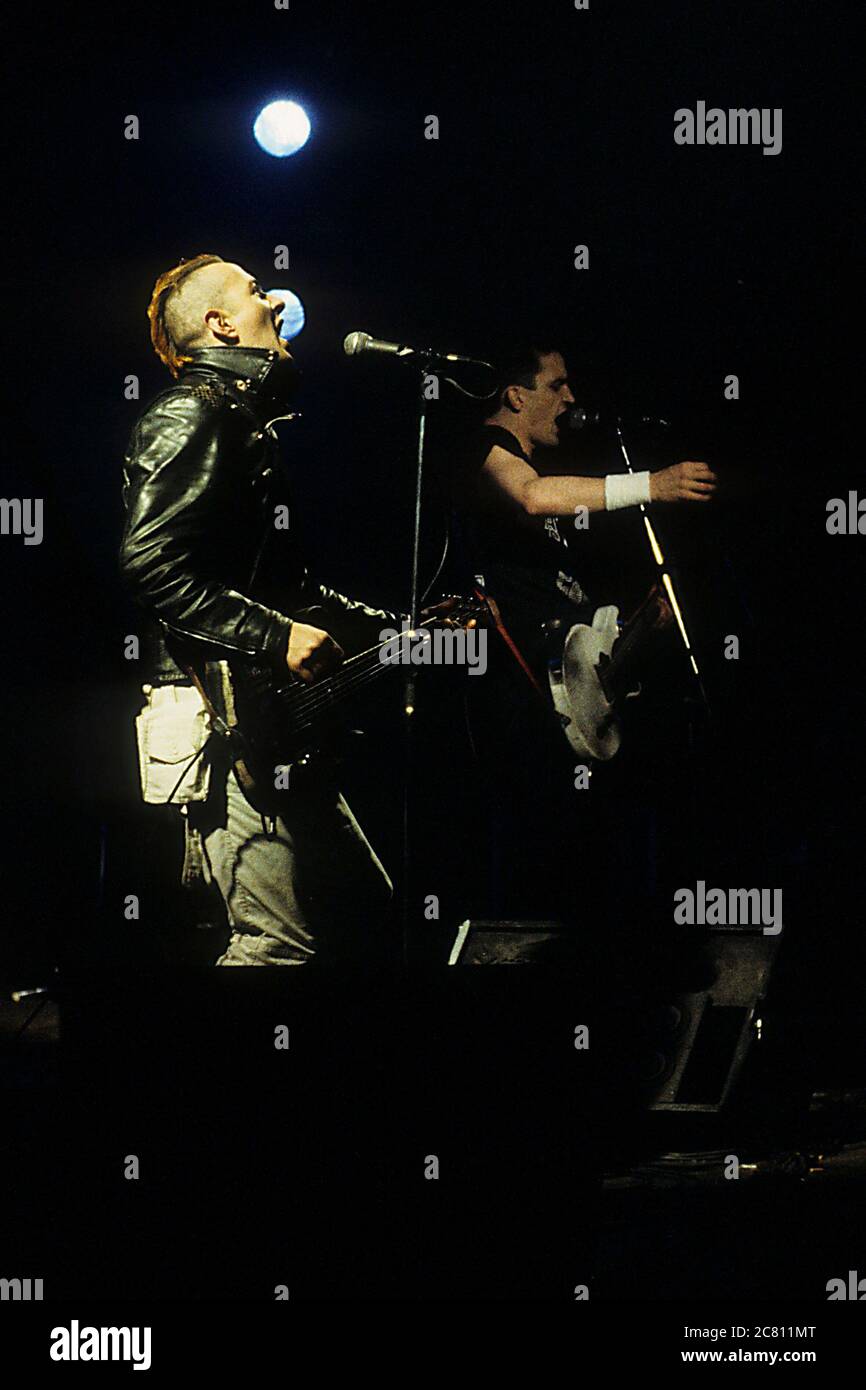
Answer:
120;346;397;685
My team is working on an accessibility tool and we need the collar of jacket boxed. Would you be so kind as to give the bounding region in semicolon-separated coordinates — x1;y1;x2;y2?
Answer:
179;347;299;431
181;346;282;395
180;346;297;419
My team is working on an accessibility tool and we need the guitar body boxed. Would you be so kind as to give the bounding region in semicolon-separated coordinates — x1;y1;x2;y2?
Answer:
547;584;672;763
549;605;623;761
229;660;341;777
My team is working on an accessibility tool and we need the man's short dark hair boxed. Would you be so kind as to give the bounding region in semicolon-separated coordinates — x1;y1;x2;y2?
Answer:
487;342;558;411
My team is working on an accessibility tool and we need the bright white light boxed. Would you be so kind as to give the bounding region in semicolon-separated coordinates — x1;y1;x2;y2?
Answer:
267;288;305;341
254;101;311;157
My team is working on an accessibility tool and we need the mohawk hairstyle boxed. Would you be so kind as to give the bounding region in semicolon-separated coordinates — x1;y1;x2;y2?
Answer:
147;253;223;377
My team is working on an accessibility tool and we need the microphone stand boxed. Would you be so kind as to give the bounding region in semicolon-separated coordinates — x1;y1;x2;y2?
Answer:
400;361;431;969
359;341;493;967
614;418;712;875
614;419;712;715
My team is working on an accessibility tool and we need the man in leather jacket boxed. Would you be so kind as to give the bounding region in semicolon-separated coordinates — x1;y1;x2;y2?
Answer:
120;254;396;964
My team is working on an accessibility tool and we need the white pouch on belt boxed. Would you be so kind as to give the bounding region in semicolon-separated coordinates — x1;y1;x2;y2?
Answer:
135;683;212;805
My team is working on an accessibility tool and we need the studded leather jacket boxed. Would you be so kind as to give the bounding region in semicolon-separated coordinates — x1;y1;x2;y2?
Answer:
120;346;397;686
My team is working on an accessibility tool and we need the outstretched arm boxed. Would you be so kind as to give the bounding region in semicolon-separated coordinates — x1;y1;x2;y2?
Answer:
477;445;716;518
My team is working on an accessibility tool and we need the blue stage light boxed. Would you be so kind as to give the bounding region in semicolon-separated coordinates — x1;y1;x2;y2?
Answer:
253;101;311;157
268;288;305;340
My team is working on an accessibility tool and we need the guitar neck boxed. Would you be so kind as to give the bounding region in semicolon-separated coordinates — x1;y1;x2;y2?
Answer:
326;614;442;696
280;608;474;722
602;590;668;701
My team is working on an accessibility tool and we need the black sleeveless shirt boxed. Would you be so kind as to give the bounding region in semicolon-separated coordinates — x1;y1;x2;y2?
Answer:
449;425;592;670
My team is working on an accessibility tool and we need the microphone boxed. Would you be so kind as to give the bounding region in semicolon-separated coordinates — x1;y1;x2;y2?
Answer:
343;331;409;358
565;406;601;431
565;406;670;431
343;331;492;369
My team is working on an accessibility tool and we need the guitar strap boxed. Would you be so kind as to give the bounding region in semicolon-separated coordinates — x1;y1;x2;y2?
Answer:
473;586;545;696
178;658;257;798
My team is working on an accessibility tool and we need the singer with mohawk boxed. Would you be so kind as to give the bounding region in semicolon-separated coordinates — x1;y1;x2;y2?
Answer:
120;254;399;965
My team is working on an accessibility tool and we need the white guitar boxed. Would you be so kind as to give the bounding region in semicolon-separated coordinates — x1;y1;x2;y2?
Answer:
547;584;673;760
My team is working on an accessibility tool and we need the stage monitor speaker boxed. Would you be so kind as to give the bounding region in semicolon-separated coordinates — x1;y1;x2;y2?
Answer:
645;928;782;1112
448;921;781;1113
448;919;573;965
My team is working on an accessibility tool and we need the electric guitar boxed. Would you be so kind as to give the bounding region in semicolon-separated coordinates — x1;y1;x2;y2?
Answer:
223;596;486;791
547;583;673;761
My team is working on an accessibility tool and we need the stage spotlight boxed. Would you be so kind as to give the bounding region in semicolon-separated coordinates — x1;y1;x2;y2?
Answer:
267;288;305;341
254;101;311;157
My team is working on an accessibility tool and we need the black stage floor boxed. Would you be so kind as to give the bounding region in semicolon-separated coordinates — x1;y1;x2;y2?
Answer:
1;975;864;1302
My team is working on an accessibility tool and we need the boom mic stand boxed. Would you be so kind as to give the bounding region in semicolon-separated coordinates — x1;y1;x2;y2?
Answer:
614;419;712;715
400;363;430;968
614;418;713;874
398;352;494;967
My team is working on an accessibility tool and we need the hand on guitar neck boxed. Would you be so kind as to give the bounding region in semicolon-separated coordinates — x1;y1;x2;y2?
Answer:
419;593;467;629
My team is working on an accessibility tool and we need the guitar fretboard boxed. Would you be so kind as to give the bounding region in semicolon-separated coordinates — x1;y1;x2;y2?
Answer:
276;605;477;727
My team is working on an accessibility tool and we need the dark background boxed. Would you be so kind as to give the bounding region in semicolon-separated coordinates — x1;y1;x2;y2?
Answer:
0;0;863;1308
0;0;861;1038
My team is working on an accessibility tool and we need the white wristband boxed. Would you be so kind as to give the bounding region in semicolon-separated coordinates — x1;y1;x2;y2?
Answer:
604;470;651;511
